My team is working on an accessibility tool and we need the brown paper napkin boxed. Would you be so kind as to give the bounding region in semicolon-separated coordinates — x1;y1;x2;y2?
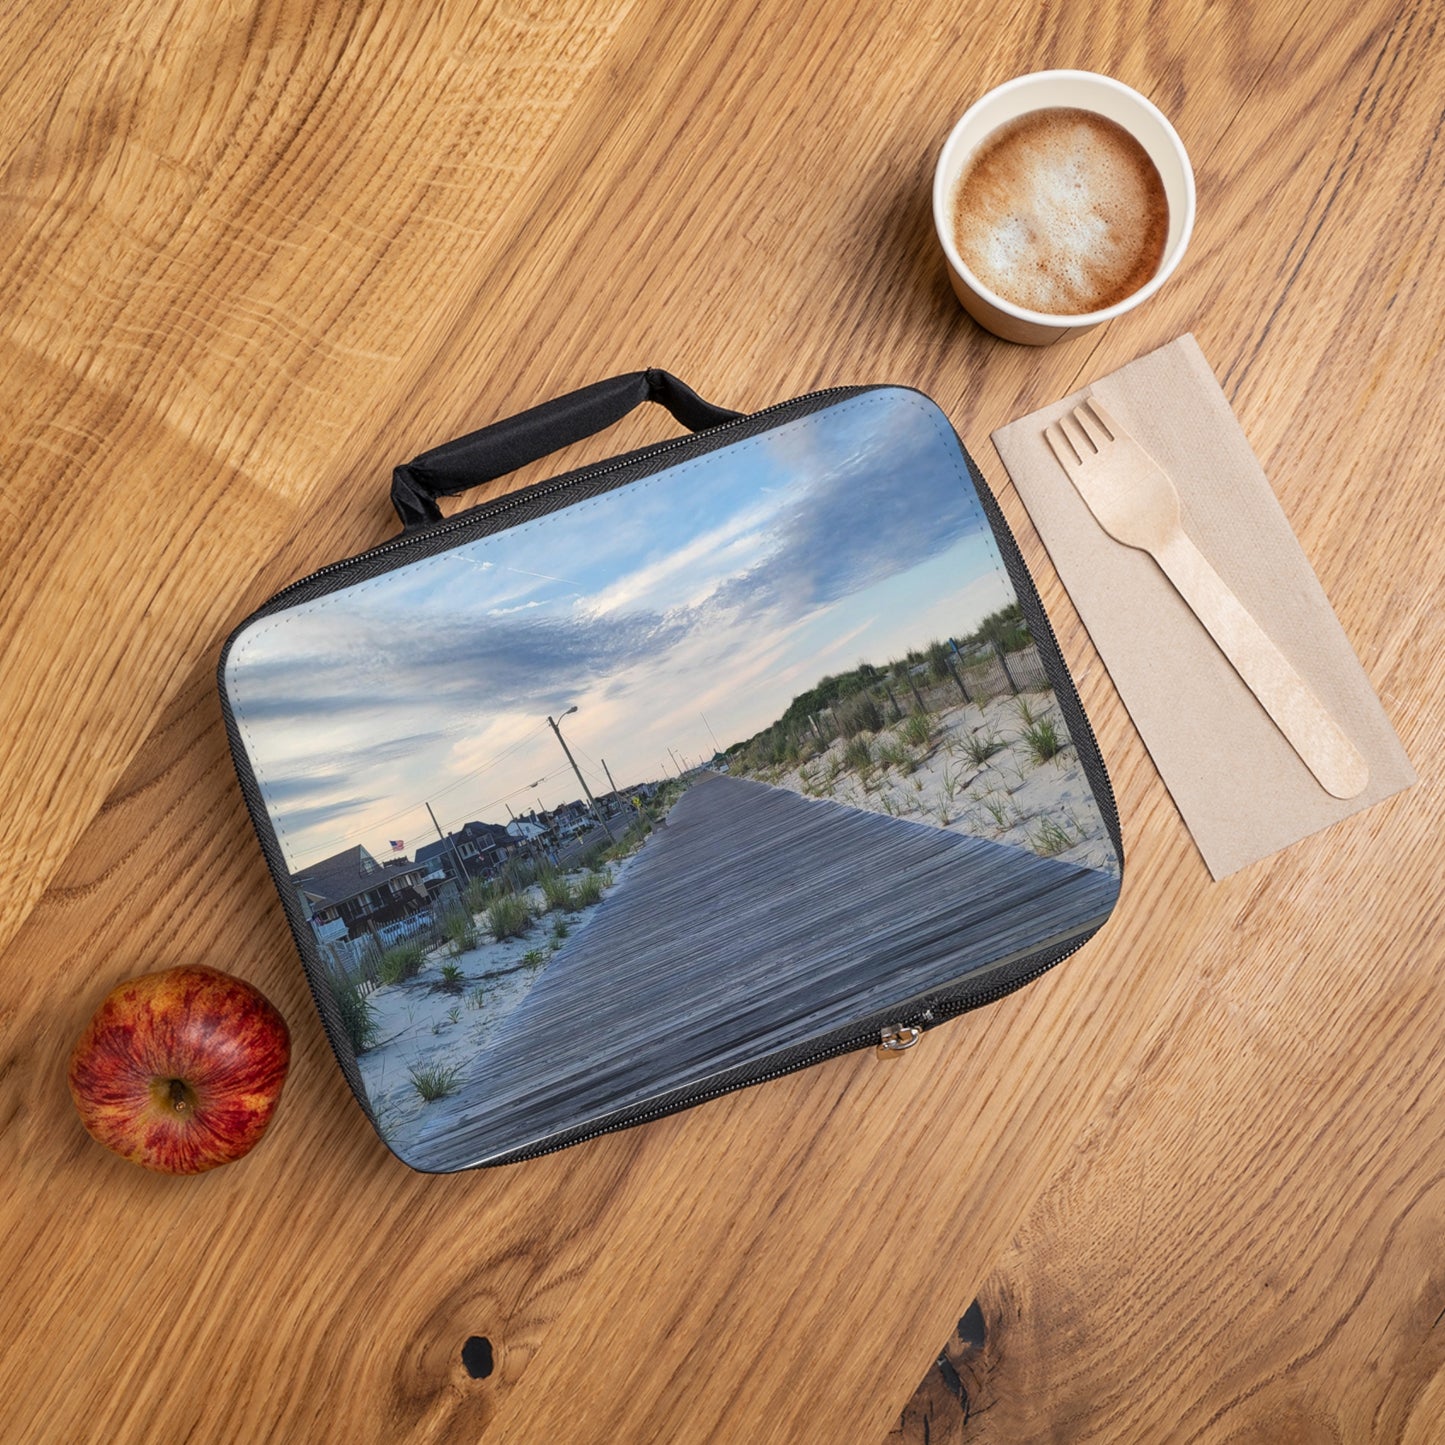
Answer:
992;333;1415;879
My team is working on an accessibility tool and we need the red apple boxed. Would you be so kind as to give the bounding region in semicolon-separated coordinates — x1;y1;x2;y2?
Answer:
68;964;291;1175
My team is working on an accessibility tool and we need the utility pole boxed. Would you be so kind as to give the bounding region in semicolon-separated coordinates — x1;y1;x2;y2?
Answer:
601;757;620;800
548;710;615;841
427;801;471;885
668;747;685;778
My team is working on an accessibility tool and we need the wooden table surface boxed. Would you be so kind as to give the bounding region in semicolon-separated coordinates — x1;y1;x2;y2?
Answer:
3;1;1442;1441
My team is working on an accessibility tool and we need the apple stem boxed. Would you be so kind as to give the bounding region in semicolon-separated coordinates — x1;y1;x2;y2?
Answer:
169;1079;191;1112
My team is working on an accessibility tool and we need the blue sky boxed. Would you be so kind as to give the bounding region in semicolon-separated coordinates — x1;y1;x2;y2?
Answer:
226;391;1017;872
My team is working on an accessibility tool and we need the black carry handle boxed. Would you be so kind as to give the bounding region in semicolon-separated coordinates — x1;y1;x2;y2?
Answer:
390;368;743;529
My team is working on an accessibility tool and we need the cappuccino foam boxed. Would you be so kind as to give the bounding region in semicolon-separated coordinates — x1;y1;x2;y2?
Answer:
951;107;1169;316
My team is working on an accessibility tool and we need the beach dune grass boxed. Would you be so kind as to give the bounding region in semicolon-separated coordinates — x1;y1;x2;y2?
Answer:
540;870;580;914
330;973;379;1054
377;939;427;986
961;729;1006;768
486;892;532;941
442;909;479;955
1031;814;1078;856
1022;717;1066;764
1013;694;1045;728
462;876;501;916
836;691;885;739
576;870;609;906
875;738;914;773
408;1061;463;1102
901;711;932;748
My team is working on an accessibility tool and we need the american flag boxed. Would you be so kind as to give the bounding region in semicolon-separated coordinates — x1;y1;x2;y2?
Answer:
389;839;404;850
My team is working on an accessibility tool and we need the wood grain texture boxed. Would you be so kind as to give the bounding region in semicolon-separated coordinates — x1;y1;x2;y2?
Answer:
1;0;1441;1440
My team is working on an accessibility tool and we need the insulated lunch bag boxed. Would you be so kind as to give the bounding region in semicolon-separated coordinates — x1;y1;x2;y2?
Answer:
220;371;1122;1170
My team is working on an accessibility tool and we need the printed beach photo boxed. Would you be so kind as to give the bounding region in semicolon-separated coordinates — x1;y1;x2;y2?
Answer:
224;391;1120;1168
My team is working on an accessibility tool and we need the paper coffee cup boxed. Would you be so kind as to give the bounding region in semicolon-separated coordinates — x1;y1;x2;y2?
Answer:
933;71;1195;345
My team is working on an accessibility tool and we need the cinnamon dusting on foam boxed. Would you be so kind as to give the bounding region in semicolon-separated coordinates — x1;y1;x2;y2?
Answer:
951;107;1168;316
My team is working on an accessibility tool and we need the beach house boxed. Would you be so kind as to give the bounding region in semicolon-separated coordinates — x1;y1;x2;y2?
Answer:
291;845;433;943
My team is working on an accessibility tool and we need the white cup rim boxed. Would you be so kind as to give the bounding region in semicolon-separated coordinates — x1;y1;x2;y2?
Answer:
932;70;1197;330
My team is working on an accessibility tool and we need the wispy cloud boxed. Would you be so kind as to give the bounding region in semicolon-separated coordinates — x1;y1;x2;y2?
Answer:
274;796;378;835
586;500;777;617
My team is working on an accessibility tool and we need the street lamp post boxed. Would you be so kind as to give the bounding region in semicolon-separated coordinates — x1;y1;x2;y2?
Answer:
547;707;616;842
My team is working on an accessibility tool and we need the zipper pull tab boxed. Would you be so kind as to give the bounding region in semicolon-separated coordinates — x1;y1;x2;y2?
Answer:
877;1024;923;1058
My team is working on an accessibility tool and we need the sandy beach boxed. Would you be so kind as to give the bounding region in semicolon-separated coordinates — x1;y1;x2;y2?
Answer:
731;685;1118;876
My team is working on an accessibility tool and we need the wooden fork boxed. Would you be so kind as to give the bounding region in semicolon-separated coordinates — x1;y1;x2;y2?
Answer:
1044;398;1369;800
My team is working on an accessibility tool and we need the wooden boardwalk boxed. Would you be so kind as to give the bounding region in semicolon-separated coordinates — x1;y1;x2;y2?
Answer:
413;774;1119;1169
